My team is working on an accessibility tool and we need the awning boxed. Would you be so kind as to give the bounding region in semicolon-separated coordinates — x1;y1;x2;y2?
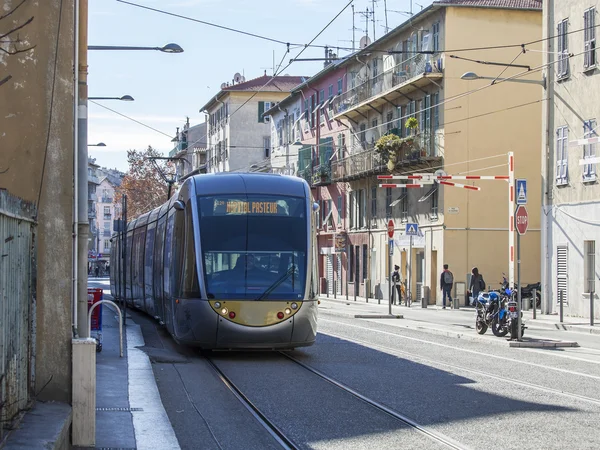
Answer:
389;191;408;207
322;208;333;227
418;183;438;202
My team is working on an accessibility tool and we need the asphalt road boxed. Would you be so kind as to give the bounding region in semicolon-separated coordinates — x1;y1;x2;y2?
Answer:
122;296;600;450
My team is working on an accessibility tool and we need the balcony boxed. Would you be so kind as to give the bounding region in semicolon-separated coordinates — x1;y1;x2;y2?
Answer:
103;214;112;220
103;230;111;237
331;136;442;182
332;53;443;121
88;210;96;219
101;197;112;203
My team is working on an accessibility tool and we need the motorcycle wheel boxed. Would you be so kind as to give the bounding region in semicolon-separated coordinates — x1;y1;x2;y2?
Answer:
476;318;488;335
492;317;509;337
535;292;541;308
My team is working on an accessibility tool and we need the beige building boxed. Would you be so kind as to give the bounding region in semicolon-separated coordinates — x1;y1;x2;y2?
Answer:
94;176;121;267
330;0;543;304
541;0;599;319
200;74;307;173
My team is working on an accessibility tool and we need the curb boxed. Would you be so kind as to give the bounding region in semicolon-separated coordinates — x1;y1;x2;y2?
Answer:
354;314;403;319
508;340;579;348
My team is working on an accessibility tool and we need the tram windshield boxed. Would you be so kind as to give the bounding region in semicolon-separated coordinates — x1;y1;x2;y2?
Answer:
198;194;307;300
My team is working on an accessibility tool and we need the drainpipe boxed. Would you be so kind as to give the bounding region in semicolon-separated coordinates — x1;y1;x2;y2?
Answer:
76;0;90;338
72;0;80;335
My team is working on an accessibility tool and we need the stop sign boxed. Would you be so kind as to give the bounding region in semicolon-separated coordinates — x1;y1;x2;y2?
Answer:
388;219;394;238
515;205;528;235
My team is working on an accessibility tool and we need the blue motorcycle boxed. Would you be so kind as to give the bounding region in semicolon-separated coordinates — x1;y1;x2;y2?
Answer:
475;291;501;335
492;275;525;338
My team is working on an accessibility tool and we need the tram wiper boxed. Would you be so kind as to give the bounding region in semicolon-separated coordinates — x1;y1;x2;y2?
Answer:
255;265;296;301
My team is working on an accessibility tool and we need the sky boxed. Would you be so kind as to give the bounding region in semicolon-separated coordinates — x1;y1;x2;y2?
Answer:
87;0;435;172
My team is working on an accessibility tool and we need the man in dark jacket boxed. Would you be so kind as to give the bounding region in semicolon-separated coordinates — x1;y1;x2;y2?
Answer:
440;264;454;309
391;265;402;305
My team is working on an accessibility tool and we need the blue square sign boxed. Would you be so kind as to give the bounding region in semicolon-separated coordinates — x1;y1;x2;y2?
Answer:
405;223;419;236
516;179;527;205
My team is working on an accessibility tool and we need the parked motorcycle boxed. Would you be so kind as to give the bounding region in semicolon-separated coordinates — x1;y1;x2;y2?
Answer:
500;275;541;309
494;276;526;338
475;291;501;335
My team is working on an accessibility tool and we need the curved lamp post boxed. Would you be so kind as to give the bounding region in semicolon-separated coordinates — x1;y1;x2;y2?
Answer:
89;95;134;101
88;43;184;53
460;71;546;88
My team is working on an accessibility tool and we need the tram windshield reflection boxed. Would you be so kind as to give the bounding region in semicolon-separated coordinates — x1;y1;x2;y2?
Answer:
198;194;307;300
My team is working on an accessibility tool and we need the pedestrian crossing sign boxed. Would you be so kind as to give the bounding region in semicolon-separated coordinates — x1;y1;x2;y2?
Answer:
516;179;527;205
405;223;419;236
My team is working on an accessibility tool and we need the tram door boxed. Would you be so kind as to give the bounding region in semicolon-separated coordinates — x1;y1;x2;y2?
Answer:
326;255;334;295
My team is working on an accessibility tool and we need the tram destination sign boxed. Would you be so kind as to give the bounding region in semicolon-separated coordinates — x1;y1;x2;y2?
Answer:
215;199;281;214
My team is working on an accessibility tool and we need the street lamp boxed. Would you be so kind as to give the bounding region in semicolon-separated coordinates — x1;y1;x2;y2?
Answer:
88;43;184;53
89;95;134;101
460;71;546;88
88;142;106;147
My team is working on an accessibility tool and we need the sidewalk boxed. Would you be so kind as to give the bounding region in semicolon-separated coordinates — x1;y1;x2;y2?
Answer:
318;293;600;336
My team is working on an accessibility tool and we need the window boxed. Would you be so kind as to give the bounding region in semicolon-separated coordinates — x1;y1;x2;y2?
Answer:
104;206;110;215
385;188;392;220
431;190;439;220
386;111;394;131
337;196;343;222
362;244;368;281
319;89;325;104
584;241;596;293
557;19;569;79
400;188;408;222
372;58;379;77
264;136;271;158
337;78;343;94
258;101;272;123
358;189;366;229
104;221;110;231
328;85;333;99
433;92;440;130
371;186;377;221
104;240;111;250
360;124;367;147
349;245;354;282
432;22;440;52
349;191;356;229
556;126;569;185
583;119;597;180
584;8;596;69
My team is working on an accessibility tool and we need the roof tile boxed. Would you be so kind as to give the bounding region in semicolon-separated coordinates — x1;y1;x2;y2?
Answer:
434;0;542;10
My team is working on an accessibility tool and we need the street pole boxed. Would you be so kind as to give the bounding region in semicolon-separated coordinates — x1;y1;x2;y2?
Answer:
591;291;595;327
76;0;89;338
388;241;392;314
517;230;522;340
122;194;127;326
408;234;413;305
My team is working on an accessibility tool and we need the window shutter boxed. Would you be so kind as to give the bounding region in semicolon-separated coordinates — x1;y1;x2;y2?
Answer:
557;245;568;304
258;101;265;123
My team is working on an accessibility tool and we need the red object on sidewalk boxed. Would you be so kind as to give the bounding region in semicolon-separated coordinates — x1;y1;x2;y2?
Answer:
87;288;103;351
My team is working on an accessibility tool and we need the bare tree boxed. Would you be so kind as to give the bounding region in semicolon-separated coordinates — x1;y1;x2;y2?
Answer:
1;0;36;88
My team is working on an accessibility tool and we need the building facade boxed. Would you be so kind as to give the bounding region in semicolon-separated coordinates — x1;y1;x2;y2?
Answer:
200;74;307;173
94;176;122;271
301;0;543;304
169;119;207;179
542;0;599;319
264;92;303;175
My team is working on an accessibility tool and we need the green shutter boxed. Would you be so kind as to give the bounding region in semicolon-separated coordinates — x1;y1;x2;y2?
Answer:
258;101;265;123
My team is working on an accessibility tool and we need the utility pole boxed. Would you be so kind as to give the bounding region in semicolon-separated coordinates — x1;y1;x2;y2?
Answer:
383;0;389;34
77;0;89;338
352;4;356;51
372;0;376;41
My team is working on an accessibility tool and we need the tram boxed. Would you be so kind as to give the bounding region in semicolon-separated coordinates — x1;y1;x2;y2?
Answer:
110;173;319;349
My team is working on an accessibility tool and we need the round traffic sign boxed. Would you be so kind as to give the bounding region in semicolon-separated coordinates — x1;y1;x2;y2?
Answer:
387;219;394;238
515;205;528;235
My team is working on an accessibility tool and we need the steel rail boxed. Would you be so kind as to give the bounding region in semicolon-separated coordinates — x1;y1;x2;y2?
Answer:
279;352;472;450
204;357;299;450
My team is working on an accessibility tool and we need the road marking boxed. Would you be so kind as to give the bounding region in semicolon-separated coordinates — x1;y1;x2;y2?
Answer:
322;331;600;407
320;318;600;381
127;323;181;449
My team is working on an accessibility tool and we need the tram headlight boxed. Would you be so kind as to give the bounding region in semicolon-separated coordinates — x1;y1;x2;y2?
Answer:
221;307;228;315
214;302;221;309
285;308;292;315
291;303;298;310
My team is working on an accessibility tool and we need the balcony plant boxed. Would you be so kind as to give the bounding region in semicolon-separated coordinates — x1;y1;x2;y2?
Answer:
312;164;331;184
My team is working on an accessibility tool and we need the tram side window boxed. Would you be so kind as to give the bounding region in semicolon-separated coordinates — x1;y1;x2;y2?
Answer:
164;214;174;297
166;208;185;298
181;203;200;298
126;230;133;299
144;223;156;295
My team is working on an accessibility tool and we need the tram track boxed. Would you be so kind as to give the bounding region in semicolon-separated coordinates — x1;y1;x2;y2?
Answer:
206;353;471;450
320;332;600;408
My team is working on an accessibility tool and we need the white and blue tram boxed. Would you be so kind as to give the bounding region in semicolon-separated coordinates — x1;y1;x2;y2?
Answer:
110;173;319;349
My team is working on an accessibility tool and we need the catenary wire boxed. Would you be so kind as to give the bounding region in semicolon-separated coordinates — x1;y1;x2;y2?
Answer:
115;0;600;56
227;0;354;119
35;1;61;219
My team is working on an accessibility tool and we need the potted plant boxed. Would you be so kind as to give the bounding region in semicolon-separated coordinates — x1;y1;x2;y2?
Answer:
375;134;403;172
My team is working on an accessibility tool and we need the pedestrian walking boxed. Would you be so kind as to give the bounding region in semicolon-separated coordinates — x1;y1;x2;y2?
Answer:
391;265;402;305
468;267;486;303
440;264;454;309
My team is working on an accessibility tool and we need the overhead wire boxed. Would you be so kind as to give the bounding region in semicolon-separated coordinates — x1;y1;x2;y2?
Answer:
115;0;600;56
226;0;354;119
